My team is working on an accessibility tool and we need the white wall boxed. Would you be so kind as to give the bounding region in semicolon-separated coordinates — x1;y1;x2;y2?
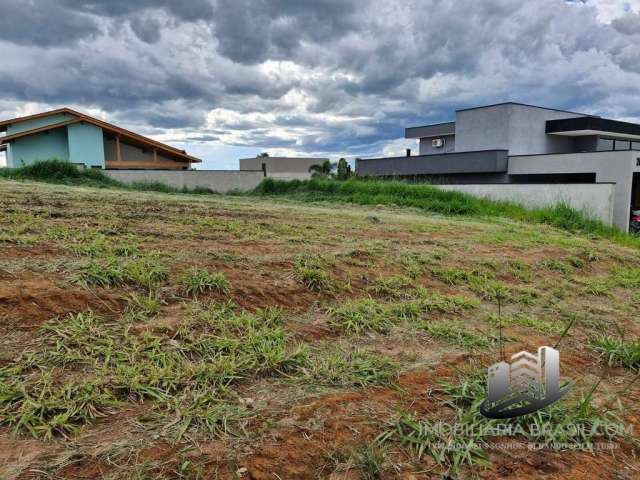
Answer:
434;183;615;226
0;151;6;168
104;169;310;193
509;150;636;230
105;170;265;193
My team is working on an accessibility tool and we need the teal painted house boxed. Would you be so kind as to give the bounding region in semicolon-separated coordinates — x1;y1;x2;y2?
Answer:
0;108;201;170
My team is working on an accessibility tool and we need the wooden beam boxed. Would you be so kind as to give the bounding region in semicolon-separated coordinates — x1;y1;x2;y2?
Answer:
116;136;121;162
0;118;82;144
153;149;158;162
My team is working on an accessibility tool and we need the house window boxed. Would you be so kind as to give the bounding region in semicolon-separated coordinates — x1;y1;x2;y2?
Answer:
597;138;613;151
614;140;631;151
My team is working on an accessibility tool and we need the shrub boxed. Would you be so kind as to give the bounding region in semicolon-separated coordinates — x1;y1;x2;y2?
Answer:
180;268;230;295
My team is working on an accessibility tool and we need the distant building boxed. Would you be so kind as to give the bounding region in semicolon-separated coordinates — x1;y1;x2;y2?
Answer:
0;108;201;170
356;102;640;231
239;156;328;176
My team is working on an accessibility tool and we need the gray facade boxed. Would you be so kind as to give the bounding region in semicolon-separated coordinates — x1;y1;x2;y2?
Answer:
357;102;640;232
455;103;586;155
356;150;508;177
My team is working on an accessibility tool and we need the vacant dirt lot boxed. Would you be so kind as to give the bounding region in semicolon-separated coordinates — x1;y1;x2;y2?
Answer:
0;180;639;479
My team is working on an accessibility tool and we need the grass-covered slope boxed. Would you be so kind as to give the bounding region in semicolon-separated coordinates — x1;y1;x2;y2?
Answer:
0;180;639;479
0;159;213;194
253;177;640;247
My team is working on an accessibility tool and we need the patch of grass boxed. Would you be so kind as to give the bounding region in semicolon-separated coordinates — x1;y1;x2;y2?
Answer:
0;159;217;195
611;267;640;289
435;368;628;446
430;266;529;303
124;291;163;322
592;336;640;370
421;320;494;349
582;278;612;297
251;178;640;247
506;260;533;282
130;181;213;195
379;411;489;474
368;275;413;299
76;257;169;289
0;372;119;439
0;159;123;188
485;313;563;334
327;445;391;480
537;258;570;274
327;298;390;334
380;367;629;476
294;254;334;291
300;348;398;388
180;268;230;296
328;289;479;335
4;307;307;439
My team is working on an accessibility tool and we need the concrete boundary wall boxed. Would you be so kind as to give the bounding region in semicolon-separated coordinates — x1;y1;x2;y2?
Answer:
105;169;265;193
434;183;615;226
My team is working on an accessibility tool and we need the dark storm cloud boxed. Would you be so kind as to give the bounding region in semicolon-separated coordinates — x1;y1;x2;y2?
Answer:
210;0;361;64
0;0;100;46
1;0;640;161
60;0;215;21
612;12;640;35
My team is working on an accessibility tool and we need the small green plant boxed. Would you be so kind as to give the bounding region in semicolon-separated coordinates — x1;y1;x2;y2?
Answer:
582;278;612;296
378;412;489;474
368;275;413;299
294;254;333;291
610;267;640;289
76;257;169;289
76;259;126;287
0;373;119;439
180;268;230;295
327;298;391;334
300;348;398;387
421;320;494;349
592;336;640;370
485;313;563;334
325;444;391;480
124;291;162;321
537;258;570;274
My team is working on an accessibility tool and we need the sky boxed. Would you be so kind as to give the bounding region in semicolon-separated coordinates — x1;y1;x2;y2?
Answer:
1;0;640;170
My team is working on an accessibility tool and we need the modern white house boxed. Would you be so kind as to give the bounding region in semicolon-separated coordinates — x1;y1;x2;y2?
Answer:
357;102;640;231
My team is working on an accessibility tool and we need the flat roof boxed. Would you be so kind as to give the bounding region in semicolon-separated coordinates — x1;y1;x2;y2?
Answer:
405;102;595;137
405;121;455;139
455;101;594;116
546;116;640;141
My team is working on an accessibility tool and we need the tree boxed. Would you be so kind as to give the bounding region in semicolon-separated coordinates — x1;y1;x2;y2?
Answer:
308;160;335;178
257;152;270;157
336;158;352;180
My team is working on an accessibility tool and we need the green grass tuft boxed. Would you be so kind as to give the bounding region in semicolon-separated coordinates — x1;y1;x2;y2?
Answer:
592;336;640;370
180;268;230;296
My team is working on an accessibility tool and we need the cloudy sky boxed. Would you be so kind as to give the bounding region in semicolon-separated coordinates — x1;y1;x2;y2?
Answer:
1;0;640;169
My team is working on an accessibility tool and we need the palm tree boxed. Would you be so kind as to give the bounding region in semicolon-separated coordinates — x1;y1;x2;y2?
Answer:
308;160;335;177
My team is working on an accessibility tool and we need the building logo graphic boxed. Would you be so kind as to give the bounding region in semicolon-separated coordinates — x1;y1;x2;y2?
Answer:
480;346;571;419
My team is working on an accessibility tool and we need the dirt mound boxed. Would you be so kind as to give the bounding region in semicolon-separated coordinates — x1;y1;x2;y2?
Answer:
0;277;120;327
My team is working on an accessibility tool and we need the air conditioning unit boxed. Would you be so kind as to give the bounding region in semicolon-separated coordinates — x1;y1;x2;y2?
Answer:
432;138;445;148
